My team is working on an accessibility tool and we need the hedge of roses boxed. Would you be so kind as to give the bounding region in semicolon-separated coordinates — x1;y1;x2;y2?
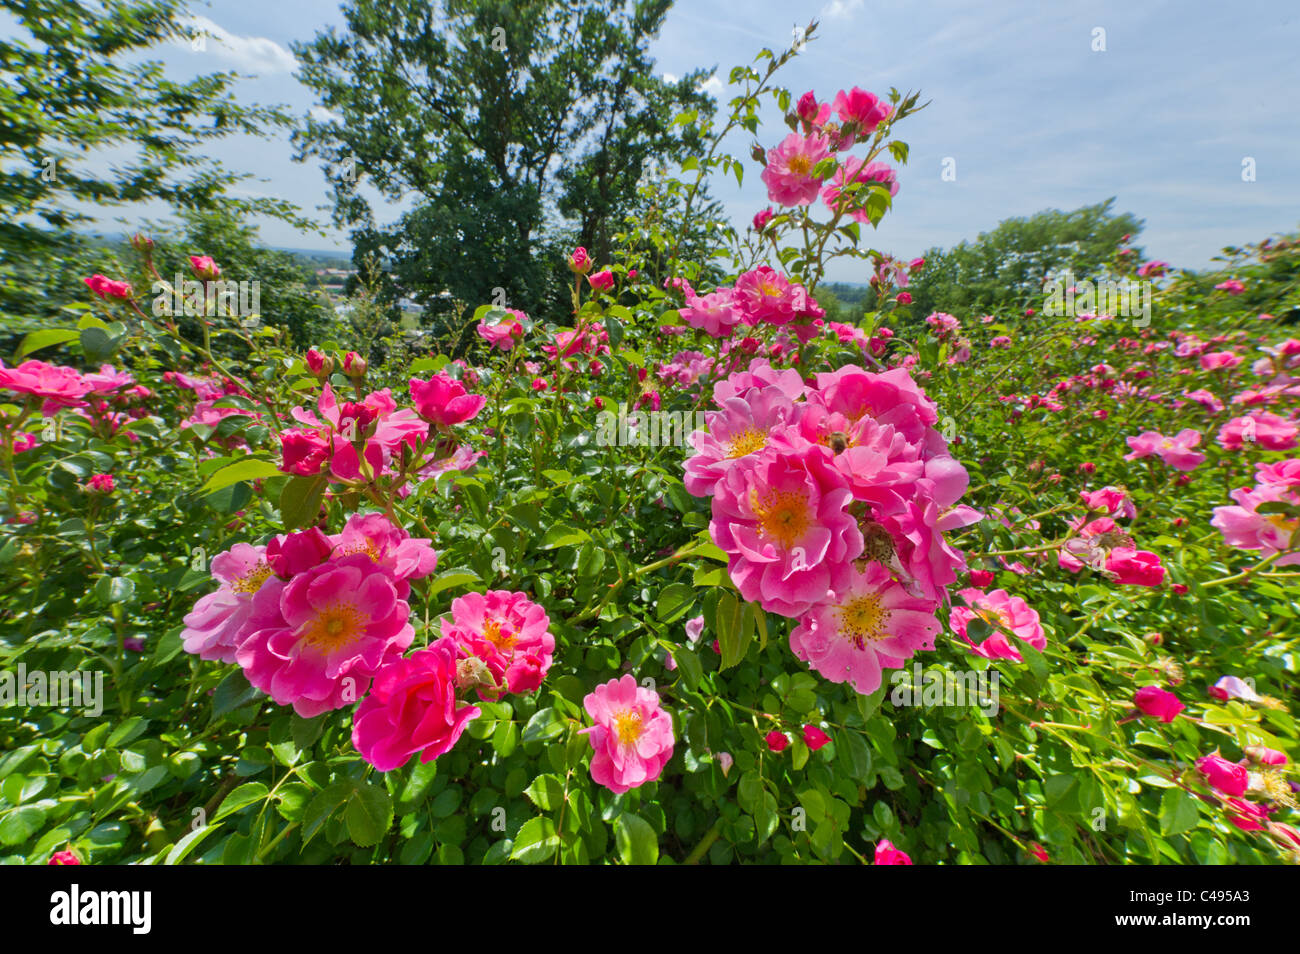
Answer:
1;54;1298;866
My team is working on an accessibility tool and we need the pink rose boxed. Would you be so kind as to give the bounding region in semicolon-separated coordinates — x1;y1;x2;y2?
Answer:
1134;685;1184;723
409;373;487;427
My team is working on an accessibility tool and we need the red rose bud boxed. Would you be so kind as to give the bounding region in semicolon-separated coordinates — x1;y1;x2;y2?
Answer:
568;246;592;274
1134;685;1184;723
343;351;367;377
1171;583;1189;595
765;730;789;752
83;274;133;300
189;255;221;281
129;233;154;253
587;269;614;292
305;348;333;377
801;725;831;750
750;142;766;164
896;291;912;305
969;569;995;587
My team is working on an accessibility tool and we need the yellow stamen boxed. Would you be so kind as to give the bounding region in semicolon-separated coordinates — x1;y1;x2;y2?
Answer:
231;563;273;594
613;709;643;745
787;155;812;176
837;593;892;650
483;618;517;652
301;603;365;653
750;487;811;549
725;428;767;459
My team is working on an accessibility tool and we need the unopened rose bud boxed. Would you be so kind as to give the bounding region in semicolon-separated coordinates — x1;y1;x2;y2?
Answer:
751;142;766;164
130;233;154;253
455;656;493;691
342;351;366;377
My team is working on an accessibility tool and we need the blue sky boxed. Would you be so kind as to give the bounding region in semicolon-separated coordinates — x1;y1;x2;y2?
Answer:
8;0;1299;281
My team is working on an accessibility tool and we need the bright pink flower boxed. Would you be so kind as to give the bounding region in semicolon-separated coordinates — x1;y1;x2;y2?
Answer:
1212;479;1300;566
1196;752;1248;796
802;724;831;750
681;288;744;338
1123;429;1206;470
1217;411;1297;451
1134;685;1184;723
1184;388;1224;413
1028;843;1050;863
821;158;899;222
235;555;415;717
831;87;892;135
733;267;816;327
477;309;526;351
83;274;133;300
351;636;480;771
1214;279;1245;295
709;444;862;617
685;615;704;643
0;360;91;411
189;255;221;280
1079;486;1135;518
568;246;592;274
587;269;614;292
85;473;115;494
873;838;912;865
181;543;277;663
47;849;81;866
279;428;330;476
409;373;487;427
1245;745;1287;766
305;348;329;374
969;569;994;587
1200;351;1241;370
1225;799;1271;831
1105;547;1165;586
765;730;789;752
329;512;438;594
909;258;925;271
789;562;939;695
1137;260;1169;278
949;588;1045;662
760;132;832;206
684;387;803;497
753;207;774;230
582;674;674;794
442;590;555;697
897;291;912;305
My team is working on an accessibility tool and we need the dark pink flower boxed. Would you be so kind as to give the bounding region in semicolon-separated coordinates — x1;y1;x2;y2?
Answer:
1134;685;1184;723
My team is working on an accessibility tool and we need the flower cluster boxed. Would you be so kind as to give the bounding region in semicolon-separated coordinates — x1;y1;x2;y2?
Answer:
686;359;981;695
1211;459;1300;565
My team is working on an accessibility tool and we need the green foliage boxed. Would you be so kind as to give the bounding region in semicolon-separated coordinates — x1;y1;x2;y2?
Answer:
905;198;1144;319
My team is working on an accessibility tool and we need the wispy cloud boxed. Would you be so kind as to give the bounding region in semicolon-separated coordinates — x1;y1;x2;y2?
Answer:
177;15;298;75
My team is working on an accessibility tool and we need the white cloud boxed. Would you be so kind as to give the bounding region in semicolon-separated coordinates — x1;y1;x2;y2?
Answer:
309;105;343;124
662;72;679;83
698;75;725;97
178;15;298;75
820;0;864;18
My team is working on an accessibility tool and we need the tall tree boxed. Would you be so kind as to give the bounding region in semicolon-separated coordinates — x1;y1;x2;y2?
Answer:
0;0;314;329
292;0;714;319
905;199;1143;320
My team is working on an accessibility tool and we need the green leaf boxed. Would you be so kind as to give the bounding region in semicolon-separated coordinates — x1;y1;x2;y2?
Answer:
425;569;481;599
655;582;696;623
511;817;561;864
539;525;592;550
1159;788;1199;836
522;707;567;743
214;782;269;821
163;822;223;865
279;473;328;530
614;813;658;865
524;774;566;812
345;782;394;847
211;669;262;718
201;458;282;495
17;328;80;360
716;591;752;671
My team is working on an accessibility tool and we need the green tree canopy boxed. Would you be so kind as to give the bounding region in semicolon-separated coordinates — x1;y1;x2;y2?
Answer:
292;0;716;321
904;198;1143;320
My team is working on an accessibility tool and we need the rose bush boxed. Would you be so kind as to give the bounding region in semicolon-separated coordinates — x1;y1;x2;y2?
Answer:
1;29;1297;865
